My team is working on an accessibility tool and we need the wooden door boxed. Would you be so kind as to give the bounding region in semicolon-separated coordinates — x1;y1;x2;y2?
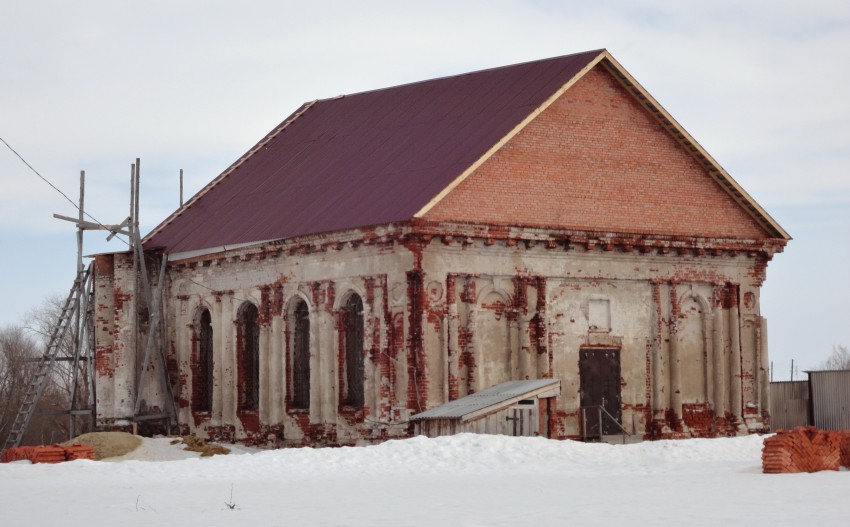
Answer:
507;400;538;436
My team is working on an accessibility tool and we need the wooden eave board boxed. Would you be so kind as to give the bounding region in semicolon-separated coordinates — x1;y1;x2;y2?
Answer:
416;50;790;241
598;53;790;240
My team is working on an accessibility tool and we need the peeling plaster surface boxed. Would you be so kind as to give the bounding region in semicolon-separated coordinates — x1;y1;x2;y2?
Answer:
94;221;780;445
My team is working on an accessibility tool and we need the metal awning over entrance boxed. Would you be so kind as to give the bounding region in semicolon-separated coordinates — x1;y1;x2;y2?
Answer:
410;379;561;438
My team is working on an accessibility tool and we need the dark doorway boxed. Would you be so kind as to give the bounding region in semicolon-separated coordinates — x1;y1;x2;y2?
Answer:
579;347;621;437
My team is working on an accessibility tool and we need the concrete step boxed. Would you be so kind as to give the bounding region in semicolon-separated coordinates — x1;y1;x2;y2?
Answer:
600;433;643;445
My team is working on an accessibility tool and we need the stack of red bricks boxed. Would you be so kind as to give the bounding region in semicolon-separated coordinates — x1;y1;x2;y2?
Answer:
1;443;95;464
840;431;850;468
762;427;850;473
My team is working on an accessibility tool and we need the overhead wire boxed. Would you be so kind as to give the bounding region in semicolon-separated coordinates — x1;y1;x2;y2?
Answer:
4;134;417;429
0;135;130;246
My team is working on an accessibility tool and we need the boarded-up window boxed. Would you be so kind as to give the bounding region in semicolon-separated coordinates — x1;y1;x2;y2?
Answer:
193;308;214;412
588;298;611;332
479;291;510;389
342;294;364;407
238;303;260;411
678;297;707;403
291;299;310;410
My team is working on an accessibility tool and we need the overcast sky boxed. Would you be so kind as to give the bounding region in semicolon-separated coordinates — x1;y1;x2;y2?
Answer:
1;1;847;378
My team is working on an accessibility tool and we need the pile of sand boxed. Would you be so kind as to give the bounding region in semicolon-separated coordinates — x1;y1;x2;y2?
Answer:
62;432;142;460
60;432;231;460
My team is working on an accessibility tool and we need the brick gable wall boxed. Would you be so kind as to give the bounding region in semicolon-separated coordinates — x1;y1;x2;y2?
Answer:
425;65;768;240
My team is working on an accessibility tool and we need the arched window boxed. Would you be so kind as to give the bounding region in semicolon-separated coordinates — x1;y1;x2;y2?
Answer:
193;308;214;412
342;294;364;407
291;299;310;410
237;302;260;411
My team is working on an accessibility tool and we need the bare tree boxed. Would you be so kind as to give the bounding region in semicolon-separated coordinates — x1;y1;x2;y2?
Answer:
25;295;77;394
0;325;38;442
0;325;70;446
0;288;98;447
24;294;94;438
821;345;850;370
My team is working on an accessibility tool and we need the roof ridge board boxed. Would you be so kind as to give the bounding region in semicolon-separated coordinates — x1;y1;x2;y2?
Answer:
492;58;575;111
450;58;570;122
390;79;445;125
410;79;466;123
316;49;606;103
143;99;318;247
458;63;539;119
597;54;790;241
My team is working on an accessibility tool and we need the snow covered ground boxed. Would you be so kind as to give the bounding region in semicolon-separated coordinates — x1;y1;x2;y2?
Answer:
2;434;848;526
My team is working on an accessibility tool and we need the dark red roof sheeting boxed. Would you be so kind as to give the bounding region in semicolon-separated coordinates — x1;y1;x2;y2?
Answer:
145;50;603;253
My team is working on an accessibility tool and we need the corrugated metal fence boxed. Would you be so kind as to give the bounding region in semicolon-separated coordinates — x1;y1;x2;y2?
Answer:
770;371;850;431
769;381;809;431
808;370;850;431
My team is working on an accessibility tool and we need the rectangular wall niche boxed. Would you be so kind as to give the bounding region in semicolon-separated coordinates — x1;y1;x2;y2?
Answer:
588;298;611;332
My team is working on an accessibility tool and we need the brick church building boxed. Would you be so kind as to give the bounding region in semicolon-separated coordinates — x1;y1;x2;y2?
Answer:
93;49;788;445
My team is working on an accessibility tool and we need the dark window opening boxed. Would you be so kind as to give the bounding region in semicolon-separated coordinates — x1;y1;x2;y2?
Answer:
238;303;260;411
342;294;364;407
193;308;214;412
292;299;310;410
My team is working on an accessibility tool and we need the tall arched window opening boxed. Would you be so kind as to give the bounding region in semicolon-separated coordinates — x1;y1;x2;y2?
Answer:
291;299;310;410
193;308;214;412
342;294;364;407
238;302;260;411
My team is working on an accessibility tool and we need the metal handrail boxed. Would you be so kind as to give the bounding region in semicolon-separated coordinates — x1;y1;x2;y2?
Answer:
581;404;631;443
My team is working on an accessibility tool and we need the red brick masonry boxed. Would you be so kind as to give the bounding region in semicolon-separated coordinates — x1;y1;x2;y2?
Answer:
1;443;96;464
427;66;768;240
762;427;850;473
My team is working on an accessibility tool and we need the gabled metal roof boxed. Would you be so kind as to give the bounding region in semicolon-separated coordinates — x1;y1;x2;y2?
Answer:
144;49;789;254
410;379;561;422
143;51;603;253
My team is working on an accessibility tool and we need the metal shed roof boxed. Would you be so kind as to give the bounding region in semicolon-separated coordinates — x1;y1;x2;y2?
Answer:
410;379;560;422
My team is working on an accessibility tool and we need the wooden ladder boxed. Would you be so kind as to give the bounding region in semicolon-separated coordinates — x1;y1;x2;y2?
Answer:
2;267;91;450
